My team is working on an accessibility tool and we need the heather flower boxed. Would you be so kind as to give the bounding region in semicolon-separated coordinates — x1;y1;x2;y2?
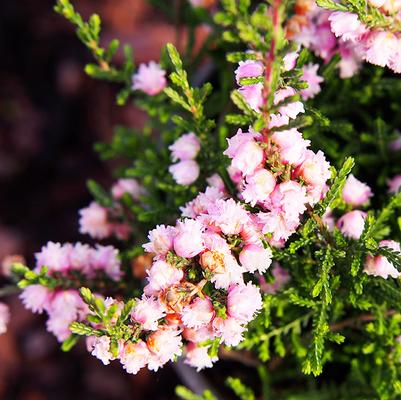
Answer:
169;160;200;185
183;326;215;343
120;340;151;374
212;317;245;346
364;240;401;279
205;198;250;235
181;187;225;218
228;139;264;176
296;150;331;188
283;51;299;71
242;169;276;206
174;219;205;258
238;83;264;112
90;245;121;281
365;31;398;68
257;209;301;242
271;128;310;166
79;202;112;239
111;179;143;200
147;328;183;371
35;241;70;272
388;174;401;194
68;242;92;270
169;132;201;162
90;336;113;365
143;225;176;256
235;60;264;84
328;12;367;41
300;63;324;100
227;282;263;322
131;296;166;331
0;302;10;335
181;297;214;329
132;61;167;95
209;253;245;290
239;244;273;274
144;260;184;296
206;174;226;192
337;210;367;239
342;175;372;206
20;284;53;314
184;343;217;371
274;87;305;119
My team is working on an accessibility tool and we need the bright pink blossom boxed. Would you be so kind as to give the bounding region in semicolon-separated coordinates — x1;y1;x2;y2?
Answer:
112;179;143;200
388;174;401;194
20;284;53;314
301;63;324;100
89;336;113;365
169;160;200;185
235;60;264;84
329;12;367;42
169;132;201;162
79;202;111;239
144;260;184;296
212;317;245;347
242;169;276;206
296;150;331;188
184;343;217;371
174;219;205;258
131;296;166;331
227;282;262;322
342;174;372;206
364;240;401;279
143;225;177;256
120;340;151;374
132;61;167;95
337;210;367;239
238;83;263;112
35;241;70;272
181;297;214;329
239;244;272;274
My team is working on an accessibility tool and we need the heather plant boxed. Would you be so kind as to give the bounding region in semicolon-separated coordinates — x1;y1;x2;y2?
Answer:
2;0;401;398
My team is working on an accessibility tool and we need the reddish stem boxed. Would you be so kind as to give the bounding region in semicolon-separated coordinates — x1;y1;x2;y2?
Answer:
262;0;282;141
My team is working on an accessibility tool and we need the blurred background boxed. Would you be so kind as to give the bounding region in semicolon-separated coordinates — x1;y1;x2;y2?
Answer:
0;1;229;399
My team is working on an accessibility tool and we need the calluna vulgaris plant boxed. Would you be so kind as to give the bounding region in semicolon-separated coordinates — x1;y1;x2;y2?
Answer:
2;0;401;398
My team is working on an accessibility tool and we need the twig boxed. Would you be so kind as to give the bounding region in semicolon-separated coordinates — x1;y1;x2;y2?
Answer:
330;310;396;332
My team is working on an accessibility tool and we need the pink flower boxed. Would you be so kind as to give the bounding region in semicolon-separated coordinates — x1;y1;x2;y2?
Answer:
205;198;250;235
311;20;337;61
209;253;245;290
79;202;112;239
235;60;264;84
338;43;362;78
35;242;70;273
274;87;305;119
382;0;401;12
296;150;331;188
212;317;245;346
227;282;263;322
20;284;53;314
143;224;177;256
206;174;226;192
184;343;217;371
238;83;264;112
89;336;113;365
68;242;92;271
183;326;215;343
181;297;214;329
271;128;310;166
144;260;184;296
131;296;166;331
268;113;290;129
181;187;225;218
337;210;367;239
301;63;324;100
388;174;401;194
242;169;276;206
257;209;300;241
147;328;183;371
0;302;10;335
169;160;200;185
329;12;367;42
283;51;299;71
229;139;264;176
364;240;401;279
120;340;151;374
368;0;386;6
132;61;167;95
260;262;291;294
342;175;372;206
365;31;398;68
239;244;272;274
169;132;201;162
112;179;143;200
90;245;121;281
174;219;205;258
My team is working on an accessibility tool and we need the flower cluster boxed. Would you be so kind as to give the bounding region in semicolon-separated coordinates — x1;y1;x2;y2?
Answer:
287;0;363;78
169;132;201;185
20;241;121;341
132;61;167;95
329;11;401;73
87;192;272;373
79;178;143;240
